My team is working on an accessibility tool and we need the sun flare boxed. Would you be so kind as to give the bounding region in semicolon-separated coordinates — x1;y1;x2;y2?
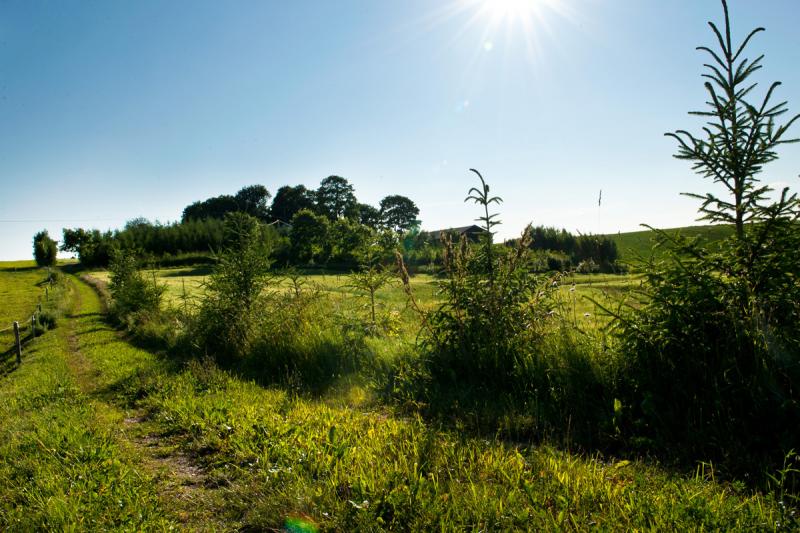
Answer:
482;0;540;21
416;0;576;68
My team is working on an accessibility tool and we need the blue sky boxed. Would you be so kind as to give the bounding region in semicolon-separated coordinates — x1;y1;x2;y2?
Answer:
1;0;799;260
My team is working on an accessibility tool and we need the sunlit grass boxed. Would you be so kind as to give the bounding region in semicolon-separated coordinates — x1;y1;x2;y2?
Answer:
0;261;52;357
0;268;789;529
65;274;788;530
86;266;638;336
0;277;175;530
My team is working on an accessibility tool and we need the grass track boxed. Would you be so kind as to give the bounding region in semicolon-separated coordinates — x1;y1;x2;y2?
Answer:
0;275;178;530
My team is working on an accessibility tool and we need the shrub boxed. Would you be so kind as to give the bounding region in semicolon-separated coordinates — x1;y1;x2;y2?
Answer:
415;170;556;390
192;213;274;360
108;248;166;326
346;256;396;335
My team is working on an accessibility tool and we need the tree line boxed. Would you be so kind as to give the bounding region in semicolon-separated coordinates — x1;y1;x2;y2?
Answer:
181;176;421;233
40;174;622;272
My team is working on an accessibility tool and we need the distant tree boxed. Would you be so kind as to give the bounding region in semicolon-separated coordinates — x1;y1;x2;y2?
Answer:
356;203;382;229
270;185;316;222
33;230;57;267
289;208;330;263
61;228;115;267
315;176;357;220
182;194;238;222
235;185;271;220
379;195;420;233
61;227;90;254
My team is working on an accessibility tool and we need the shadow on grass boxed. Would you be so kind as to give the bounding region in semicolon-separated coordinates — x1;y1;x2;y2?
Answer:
0;265;39;273
0;328;46;379
160;266;213;277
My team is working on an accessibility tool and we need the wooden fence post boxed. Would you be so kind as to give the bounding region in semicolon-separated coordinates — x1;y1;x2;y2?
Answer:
45;286;49;300
13;322;21;364
31;315;36;339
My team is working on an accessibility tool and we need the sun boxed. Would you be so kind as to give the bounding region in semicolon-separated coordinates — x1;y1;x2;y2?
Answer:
482;0;540;22
414;0;574;66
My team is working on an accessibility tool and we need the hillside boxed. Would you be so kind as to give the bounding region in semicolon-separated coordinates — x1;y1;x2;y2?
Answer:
606;224;735;264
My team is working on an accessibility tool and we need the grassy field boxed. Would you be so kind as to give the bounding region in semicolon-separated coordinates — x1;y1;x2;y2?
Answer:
606;224;735;264
0;261;51;361
0;268;789;530
86;266;640;337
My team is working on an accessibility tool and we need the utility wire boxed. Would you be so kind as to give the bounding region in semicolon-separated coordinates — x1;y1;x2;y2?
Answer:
0;218;124;223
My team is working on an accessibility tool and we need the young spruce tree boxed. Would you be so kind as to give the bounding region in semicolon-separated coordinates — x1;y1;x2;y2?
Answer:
617;0;800;471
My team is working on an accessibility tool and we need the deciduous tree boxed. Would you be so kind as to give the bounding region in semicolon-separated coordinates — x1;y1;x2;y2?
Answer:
316;176;357;220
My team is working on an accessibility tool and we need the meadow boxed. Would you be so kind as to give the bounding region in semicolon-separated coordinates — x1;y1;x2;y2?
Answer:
86;266;638;336
0;261;53;370
0;263;791;530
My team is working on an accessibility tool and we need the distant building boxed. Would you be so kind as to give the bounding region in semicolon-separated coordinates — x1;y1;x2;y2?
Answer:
424;225;488;243
267;219;293;234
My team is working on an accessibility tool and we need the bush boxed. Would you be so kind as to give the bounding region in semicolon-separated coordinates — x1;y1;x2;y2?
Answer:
412;170;556;391
108;249;166;326
192;213;273;360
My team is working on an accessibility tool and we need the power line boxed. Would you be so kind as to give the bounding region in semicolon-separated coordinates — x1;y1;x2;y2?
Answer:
0;218;125;223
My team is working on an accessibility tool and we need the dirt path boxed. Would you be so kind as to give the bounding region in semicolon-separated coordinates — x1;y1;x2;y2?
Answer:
60;275;232;531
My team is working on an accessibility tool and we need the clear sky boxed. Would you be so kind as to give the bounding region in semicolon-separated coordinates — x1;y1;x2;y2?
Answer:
1;0;799;260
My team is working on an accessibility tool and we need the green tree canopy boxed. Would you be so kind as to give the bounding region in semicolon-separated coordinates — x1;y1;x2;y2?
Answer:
270;185;316;222
234;185;272;220
356;203;382;229
182;185;271;222
182;194;239;222
379;194;420;233
289;208;330;264
316;176;357;220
